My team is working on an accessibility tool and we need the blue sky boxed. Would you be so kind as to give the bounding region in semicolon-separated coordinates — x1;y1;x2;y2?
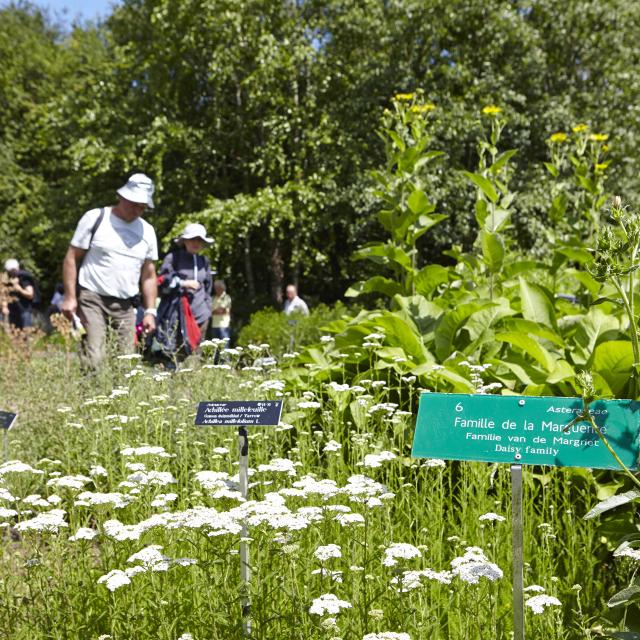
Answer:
26;0;120;25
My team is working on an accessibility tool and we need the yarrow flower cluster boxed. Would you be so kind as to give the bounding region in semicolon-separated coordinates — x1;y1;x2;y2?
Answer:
309;593;352;616
525;594;562;614
382;543;422;567
315;544;342;562
450;547;503;584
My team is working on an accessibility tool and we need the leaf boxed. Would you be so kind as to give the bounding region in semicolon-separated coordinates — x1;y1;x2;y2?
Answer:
414;264;450;297
462;171;499;203
488;149;517;174
546;359;575;384
388;130;405;152
411;213;447;241
345;277;404;298
608;583;640;608
565;269;602;296
495;331;556;372
483;208;511;233
392;294;443;336
352;243;412;270
543;162;559;177
411;363;475;393
555;246;593;264
491;354;546;386
465;297;516;341
519;277;556;329
574;308;620;355
502;318;563;346
475;199;488;226
503;260;546;279
372;312;431;362
407;189;429;215
584;490;640;520
434;302;493;360
481;230;505;273
590;341;635;397
578;174;598;195
414;150;445;170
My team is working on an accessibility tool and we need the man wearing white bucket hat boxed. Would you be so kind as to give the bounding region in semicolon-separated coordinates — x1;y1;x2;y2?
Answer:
61;173;159;367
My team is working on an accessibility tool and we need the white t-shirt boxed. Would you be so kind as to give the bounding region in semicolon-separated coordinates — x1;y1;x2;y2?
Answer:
71;207;158;299
284;296;309;316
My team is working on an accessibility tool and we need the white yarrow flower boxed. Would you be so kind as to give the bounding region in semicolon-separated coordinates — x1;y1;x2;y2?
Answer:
16;509;67;533
69;527;98;541
382;543;422;567
97;569;131;591
478;512;506;522
315;544;342;562
451;547;503;584
309;593;352;616
525;594;562;614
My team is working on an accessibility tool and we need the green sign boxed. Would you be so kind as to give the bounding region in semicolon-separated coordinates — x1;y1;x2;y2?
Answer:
412;394;640;470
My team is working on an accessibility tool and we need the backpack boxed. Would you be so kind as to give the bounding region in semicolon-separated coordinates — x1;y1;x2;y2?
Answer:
19;270;41;305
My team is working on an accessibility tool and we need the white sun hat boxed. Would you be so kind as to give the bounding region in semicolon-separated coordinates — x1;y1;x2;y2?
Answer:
4;259;19;272
179;223;214;244
116;173;155;208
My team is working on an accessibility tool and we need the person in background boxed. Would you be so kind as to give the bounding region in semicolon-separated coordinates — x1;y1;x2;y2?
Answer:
2;259;39;329
61;173;158;368
283;283;309;316
154;223;213;357
49;283;65;313
210;279;232;343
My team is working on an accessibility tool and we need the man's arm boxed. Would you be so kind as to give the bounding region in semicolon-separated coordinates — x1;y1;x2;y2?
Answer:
61;246;86;319
11;281;34;301
140;259;158;333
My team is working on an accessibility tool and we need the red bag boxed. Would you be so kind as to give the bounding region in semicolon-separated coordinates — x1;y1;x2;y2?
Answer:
180;296;201;352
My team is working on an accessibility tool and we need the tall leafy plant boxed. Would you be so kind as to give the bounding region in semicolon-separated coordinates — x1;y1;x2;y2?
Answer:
346;93;447;300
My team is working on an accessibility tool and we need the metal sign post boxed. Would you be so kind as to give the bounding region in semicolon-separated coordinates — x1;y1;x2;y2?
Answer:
238;426;252;637
195;401;283;638
511;464;524;640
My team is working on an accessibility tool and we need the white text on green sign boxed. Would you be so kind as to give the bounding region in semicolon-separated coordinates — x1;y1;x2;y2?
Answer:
411;394;640;470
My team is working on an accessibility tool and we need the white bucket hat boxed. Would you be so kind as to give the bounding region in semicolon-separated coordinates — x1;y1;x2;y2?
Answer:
117;173;155;208
4;259;19;272
179;223;214;244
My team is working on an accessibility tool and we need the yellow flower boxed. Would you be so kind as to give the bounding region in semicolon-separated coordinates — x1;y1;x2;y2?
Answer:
572;123;589;133
394;93;415;102
589;133;609;142
595;162;609;171
602;144;610;152
482;105;502;115
549;132;568;143
410;103;436;114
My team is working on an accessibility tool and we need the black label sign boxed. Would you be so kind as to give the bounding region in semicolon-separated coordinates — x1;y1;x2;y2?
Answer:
0;411;17;430
195;401;283;427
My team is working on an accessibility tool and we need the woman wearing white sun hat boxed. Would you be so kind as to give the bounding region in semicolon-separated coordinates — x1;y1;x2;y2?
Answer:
153;223;213;358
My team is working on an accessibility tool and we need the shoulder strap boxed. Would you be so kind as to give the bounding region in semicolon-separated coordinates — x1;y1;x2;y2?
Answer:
87;207;105;250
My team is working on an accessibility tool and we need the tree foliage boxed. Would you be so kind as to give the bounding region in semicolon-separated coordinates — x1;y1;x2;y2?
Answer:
2;0;640;315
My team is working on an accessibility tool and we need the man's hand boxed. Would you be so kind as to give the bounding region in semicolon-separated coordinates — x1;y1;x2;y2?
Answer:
181;279;201;291
142;312;156;334
61;297;77;321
